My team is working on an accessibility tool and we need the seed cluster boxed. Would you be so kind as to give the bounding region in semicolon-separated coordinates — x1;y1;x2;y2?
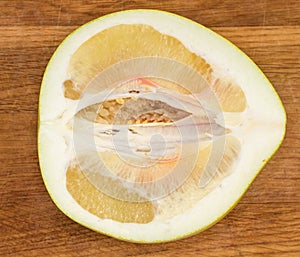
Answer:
128;113;173;124
95;97;172;125
96;98;127;124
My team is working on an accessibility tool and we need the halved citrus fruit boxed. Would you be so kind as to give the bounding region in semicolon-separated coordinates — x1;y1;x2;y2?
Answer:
38;10;286;243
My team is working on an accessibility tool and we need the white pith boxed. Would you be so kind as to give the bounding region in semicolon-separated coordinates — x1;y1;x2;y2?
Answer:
38;10;286;242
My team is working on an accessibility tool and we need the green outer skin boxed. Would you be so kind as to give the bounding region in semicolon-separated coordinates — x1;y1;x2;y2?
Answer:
38;9;287;243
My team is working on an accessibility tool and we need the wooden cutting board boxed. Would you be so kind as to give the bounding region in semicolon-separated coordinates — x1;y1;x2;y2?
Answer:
0;1;299;256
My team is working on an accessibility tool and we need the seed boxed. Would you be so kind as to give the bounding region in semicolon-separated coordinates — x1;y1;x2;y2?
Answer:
108;114;115;121
99;108;109;117
102;101;111;108
63;80;74;89
64;88;81;100
96;117;108;124
105;117;112;124
157;116;164;122
109;106;116;112
116;98;125;105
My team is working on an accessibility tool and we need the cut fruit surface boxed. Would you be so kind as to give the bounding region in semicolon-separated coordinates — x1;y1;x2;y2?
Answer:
65;24;213;99
66;164;156;224
38;10;286;243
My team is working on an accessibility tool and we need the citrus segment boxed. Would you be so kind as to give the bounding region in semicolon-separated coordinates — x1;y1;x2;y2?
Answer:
156;135;241;219
66;164;156;223
211;78;247;112
65;24;213;98
99;151;179;183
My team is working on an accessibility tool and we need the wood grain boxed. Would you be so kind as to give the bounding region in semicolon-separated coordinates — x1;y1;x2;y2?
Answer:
1;0;300;27
0;1;299;256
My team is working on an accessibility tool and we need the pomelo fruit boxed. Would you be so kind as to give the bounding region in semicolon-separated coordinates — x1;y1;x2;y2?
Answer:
38;10;286;243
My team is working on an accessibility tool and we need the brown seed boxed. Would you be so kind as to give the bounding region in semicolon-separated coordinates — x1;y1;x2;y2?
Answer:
116;98;125;105
105;116;112;124
157;116;164;122
99;108;109;117
102;101;111;108
109;106;116;113
108;114;115;121
64;88;81;100
63;80;74;89
96;117;108;124
145;114;151;120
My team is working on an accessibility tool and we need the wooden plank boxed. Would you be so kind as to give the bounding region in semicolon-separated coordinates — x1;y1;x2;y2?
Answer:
0;202;298;256
0;1;299;256
0;0;299;27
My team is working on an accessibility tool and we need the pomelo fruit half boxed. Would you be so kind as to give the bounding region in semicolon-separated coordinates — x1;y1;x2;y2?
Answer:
38;10;286;243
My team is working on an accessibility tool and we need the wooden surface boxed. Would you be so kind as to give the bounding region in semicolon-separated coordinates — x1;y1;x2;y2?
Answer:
0;1;299;256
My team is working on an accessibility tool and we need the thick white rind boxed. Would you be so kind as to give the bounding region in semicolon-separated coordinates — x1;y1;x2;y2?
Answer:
38;10;286;242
